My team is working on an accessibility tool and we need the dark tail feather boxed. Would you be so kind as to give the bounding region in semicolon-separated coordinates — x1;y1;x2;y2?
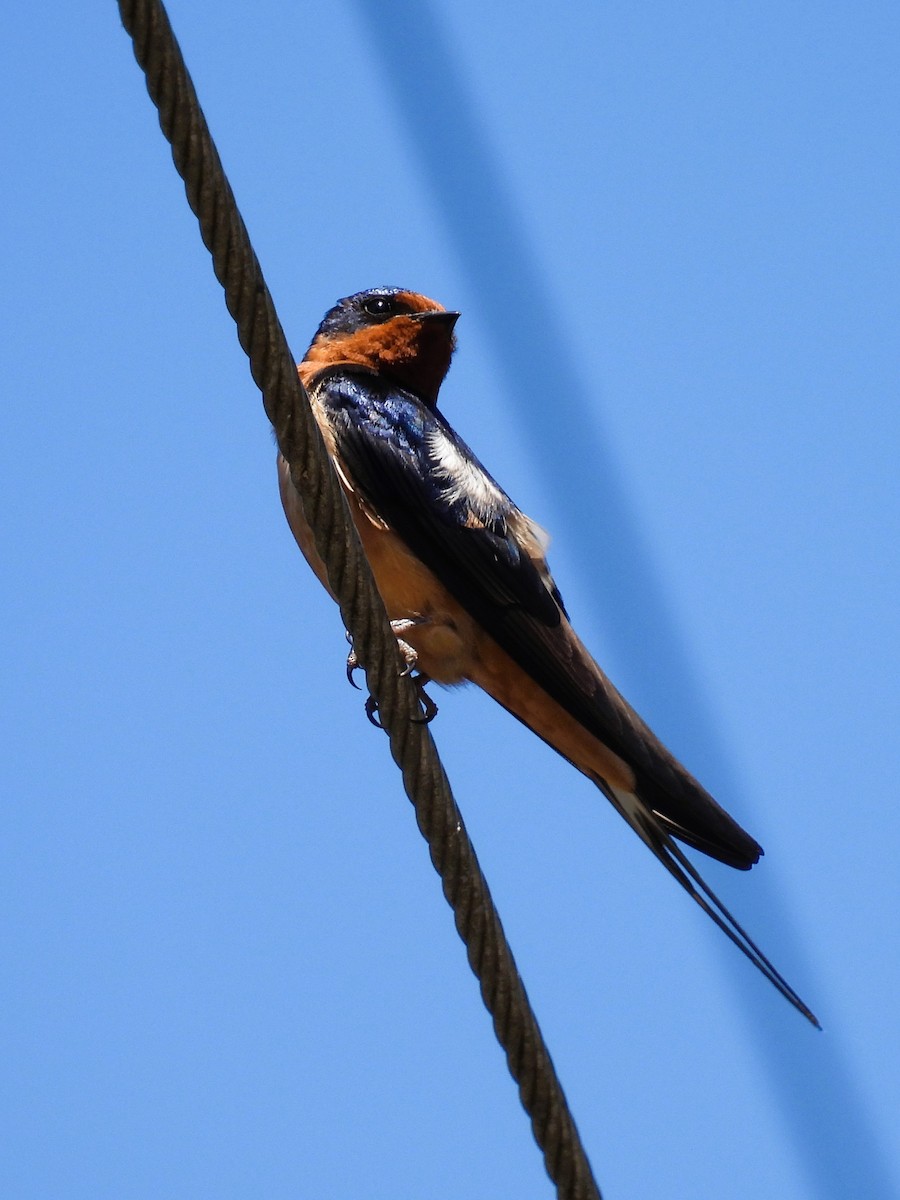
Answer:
636;767;763;870
602;782;820;1028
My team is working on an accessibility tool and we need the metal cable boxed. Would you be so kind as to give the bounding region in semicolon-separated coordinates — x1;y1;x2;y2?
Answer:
117;2;601;1195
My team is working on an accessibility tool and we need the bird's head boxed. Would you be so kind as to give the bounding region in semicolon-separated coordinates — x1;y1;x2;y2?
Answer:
305;287;459;405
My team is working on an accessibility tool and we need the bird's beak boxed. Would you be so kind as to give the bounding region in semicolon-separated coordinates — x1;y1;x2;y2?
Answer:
412;310;460;330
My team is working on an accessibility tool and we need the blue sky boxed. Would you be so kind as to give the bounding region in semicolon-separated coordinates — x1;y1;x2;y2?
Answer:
2;3;899;1197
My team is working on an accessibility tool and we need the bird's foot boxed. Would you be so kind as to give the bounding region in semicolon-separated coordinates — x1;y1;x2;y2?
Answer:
346;620;438;726
345;622;418;687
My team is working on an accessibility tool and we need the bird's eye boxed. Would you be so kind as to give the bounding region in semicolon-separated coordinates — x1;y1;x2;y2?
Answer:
362;295;398;320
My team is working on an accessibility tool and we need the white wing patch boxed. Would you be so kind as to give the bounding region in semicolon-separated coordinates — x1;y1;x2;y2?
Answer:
427;427;563;608
427;427;506;520
523;516;551;554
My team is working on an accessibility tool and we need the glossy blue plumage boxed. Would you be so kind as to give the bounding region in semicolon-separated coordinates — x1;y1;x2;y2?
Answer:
312;366;561;625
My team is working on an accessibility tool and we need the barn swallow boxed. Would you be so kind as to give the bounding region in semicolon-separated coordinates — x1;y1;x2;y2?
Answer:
278;286;818;1026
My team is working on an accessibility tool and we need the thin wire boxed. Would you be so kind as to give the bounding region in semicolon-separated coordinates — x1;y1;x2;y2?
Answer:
116;1;602;1195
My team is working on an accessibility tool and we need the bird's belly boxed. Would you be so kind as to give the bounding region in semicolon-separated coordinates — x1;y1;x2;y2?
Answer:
352;511;477;685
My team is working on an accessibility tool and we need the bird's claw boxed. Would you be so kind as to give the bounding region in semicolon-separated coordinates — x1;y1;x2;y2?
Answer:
393;636;419;677
411;675;438;723
346;620;438;725
364;694;383;728
346;645;362;690
363;671;438;728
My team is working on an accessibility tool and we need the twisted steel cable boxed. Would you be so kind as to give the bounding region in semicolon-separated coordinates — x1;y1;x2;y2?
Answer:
117;2;602;1195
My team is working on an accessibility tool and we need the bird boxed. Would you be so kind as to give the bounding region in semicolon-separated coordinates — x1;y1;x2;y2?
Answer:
278;285;818;1027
